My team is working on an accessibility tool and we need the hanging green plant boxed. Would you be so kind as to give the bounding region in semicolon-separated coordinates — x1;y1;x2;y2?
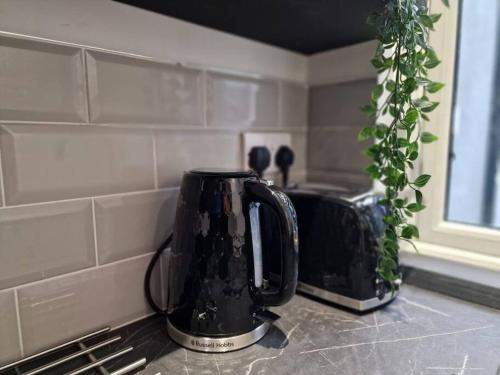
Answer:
359;0;448;289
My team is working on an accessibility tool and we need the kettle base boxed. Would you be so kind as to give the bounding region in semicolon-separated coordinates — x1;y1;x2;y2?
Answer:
167;319;270;353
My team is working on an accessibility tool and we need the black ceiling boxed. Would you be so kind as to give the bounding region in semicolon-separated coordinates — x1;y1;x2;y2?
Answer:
115;0;384;55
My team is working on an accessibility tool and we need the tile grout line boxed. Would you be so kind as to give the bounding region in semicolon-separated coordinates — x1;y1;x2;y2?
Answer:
0;144;6;206
277;81;283;128
152;132;159;189
0;187;180;210
202;70;208;128
91;199;99;266
82;48;92;124
111;311;157;331
13;289;25;357
0;121;308;134
1;252;158;295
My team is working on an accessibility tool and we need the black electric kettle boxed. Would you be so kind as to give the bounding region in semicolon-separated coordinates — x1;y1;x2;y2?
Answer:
145;168;298;352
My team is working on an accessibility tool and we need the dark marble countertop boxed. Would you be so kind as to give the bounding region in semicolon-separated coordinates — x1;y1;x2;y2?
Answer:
102;285;500;375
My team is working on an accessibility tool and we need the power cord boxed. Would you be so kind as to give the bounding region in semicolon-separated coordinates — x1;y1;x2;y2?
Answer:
144;234;173;315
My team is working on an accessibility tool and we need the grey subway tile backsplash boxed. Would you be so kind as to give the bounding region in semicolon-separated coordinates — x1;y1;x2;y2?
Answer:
280;82;308;127
307;75;376;186
0;33;316;362
0;36;86;122
17;255;161;356
0;124;154;205
307;170;371;189
207;72;279;127
291;133;307;171
309;78;375;127
0;289;22;365
156;130;241;187
86;51;204;125
0;200;95;289
307;128;371;173
0;171;3;206
94;189;178;264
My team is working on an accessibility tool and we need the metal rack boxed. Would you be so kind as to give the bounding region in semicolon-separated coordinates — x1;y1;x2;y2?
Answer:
0;327;146;375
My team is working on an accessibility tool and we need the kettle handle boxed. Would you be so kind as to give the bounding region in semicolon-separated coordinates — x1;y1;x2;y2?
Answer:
245;180;298;306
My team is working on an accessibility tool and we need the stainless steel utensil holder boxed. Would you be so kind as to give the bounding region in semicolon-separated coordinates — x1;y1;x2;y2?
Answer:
0;327;146;375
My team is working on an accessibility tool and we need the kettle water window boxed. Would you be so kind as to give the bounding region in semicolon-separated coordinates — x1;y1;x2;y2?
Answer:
249;202;264;288
445;0;500;229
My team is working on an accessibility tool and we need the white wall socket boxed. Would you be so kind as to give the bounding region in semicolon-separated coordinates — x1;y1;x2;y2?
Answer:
242;132;292;176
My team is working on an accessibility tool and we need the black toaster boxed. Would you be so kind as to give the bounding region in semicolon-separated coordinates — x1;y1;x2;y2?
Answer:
261;183;398;311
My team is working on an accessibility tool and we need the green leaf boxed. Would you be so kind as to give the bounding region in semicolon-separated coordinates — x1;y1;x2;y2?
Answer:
404;210;414;217
407;142;418;156
363;145;380;158
384;215;397;225
395;159;406;172
424;49;441;69
413;98;435;110
401;63;417;77
394;198;406;208
401;226;414;239
386;80;396;92
384;239;399;253
404;109;419;124
409;224;420;239
429;14;442;23
419;15;435;29
370;58;384;69
382;57;393;70
385;229;397;241
402;224;420;239
425;59;441;69
358;127;374;141
403;78;417;94
371;84;384;101
421;101;439;113
385;187;397;199
375;124;388;139
407;203;426;213
416;190;423;205
360;104;376;117
416;77;431;85
365;164;381;179
421;132;439;143
397;138;409;148
427;82;445;93
408;151;419;161
441;0;450;7
414;174;431;188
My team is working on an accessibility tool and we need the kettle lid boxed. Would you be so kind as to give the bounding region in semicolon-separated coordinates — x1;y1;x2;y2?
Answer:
189;168;256;178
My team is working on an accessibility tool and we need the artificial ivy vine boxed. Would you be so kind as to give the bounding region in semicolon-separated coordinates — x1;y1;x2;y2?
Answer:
359;0;449;288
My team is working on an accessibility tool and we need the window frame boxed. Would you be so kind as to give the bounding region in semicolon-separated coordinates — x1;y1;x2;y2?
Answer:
407;0;500;269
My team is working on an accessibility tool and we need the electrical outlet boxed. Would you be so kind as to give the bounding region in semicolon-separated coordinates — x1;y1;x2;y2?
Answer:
243;132;292;175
